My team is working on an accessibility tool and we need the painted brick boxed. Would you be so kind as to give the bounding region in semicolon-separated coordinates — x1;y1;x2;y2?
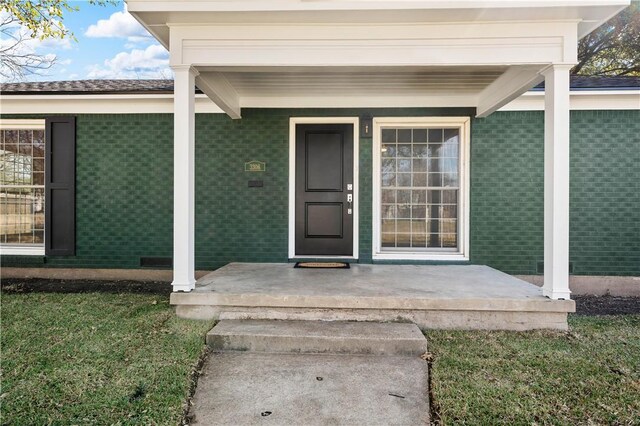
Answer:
1;109;638;277
471;110;640;275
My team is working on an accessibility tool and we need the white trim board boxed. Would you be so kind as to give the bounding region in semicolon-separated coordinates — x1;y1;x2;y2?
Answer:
288;117;360;260
0;246;45;256
0;90;637;114
0;119;45;129
372;116;471;261
0;94;224;115
499;90;640;111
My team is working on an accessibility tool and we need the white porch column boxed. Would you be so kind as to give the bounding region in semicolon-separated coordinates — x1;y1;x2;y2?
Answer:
171;65;198;292
542;64;572;300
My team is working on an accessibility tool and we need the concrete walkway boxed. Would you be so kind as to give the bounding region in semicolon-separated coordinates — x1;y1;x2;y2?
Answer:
188;320;430;425
189;353;429;425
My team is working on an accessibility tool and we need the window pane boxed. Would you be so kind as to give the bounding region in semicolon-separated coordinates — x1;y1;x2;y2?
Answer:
397;173;411;187
381;189;396;203
411;190;426;204
380;125;460;251
382;144;395;157
412;173;427;187
413;129;428;143
382;129;396;143
398;129;412;143
1;126;46;247
413;144;428;158
397;144;411;157
0;187;45;244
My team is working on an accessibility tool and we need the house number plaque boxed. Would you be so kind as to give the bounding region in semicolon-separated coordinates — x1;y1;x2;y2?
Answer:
244;161;266;172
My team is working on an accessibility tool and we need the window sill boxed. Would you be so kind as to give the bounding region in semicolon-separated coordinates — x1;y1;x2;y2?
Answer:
372;252;468;261
0;245;45;256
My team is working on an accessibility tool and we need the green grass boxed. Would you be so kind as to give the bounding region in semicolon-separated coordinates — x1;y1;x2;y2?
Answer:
2;293;639;425
1;292;213;425
428;315;640;425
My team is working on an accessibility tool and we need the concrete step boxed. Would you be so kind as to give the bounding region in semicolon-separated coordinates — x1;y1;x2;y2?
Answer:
206;320;428;356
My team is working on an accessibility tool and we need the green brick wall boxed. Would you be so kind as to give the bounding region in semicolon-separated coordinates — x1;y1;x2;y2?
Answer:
194;108;472;269
569;110;639;275
470;111;545;274
471;109;640;275
2;114;175;268
2;109;638;276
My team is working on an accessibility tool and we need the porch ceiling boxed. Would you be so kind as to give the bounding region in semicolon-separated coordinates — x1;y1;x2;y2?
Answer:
195;65;508;108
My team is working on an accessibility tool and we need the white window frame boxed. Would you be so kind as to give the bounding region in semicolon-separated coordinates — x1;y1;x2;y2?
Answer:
0;119;46;256
288;117;359;259
372;116;470;261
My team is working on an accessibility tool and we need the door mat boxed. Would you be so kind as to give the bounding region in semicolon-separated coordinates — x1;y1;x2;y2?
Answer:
294;262;350;269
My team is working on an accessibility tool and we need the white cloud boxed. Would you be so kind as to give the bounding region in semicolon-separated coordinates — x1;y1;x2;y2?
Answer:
86;44;172;79
85;7;151;43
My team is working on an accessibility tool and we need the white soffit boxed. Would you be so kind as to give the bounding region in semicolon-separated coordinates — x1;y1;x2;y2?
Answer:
202;66;507;98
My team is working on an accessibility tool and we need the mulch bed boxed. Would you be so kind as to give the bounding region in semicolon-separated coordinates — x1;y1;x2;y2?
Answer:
572;295;640;316
1;278;638;315
1;278;171;295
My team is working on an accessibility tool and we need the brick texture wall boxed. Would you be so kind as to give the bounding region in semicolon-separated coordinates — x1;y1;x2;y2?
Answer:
471;110;639;275
2;109;638;275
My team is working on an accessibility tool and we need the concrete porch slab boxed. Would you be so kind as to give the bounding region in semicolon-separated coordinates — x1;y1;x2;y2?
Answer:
171;263;575;330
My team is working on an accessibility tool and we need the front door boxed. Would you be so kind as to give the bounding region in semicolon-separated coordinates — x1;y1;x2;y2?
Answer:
295;124;353;256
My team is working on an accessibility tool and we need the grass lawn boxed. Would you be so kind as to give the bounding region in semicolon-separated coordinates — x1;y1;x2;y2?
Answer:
428;314;640;425
2;291;638;425
1;292;212;425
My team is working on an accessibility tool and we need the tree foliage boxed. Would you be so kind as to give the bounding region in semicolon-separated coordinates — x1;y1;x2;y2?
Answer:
1;0;117;41
574;1;640;76
0;0;116;81
1;13;55;81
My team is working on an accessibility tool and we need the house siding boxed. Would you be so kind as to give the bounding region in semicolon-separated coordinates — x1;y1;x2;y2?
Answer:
1;109;638;276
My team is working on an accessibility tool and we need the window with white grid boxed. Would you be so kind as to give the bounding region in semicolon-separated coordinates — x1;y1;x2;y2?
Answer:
0;120;46;251
373;117;469;260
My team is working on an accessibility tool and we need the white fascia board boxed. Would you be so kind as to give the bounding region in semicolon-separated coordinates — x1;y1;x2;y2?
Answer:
127;1;630;13
500;90;640;111
1;91;636;114
0;94;223;114
172;21;575;68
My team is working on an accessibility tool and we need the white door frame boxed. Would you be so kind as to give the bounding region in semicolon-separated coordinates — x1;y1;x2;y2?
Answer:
288;117;359;259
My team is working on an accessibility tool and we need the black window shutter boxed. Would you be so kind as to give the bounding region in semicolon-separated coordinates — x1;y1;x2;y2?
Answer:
45;116;76;256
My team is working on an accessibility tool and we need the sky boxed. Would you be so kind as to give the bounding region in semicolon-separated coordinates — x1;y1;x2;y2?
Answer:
1;1;171;82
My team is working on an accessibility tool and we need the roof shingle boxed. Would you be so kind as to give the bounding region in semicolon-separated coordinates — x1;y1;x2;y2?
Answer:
1;75;638;95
